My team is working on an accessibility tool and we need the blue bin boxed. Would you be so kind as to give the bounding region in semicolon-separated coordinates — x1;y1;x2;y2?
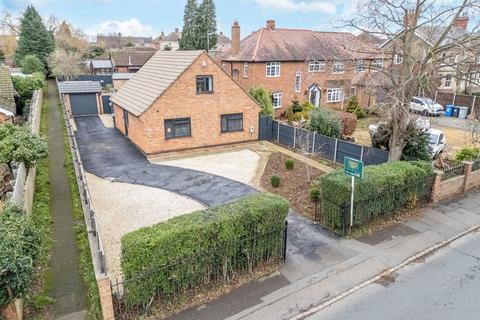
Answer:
445;105;454;117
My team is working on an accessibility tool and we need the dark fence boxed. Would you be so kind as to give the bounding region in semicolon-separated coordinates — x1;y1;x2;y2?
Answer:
102;95;112;113
473;160;480;171
57;74;113;86
110;222;288;319
260;116;389;166
428;91;480;118
314;175;435;236
442;163;465;181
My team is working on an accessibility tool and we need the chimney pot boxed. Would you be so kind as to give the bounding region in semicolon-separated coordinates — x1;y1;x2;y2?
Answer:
231;20;241;55
175;28;179;33
266;20;276;31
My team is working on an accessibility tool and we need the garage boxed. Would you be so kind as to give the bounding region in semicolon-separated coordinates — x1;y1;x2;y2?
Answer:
58;81;102;116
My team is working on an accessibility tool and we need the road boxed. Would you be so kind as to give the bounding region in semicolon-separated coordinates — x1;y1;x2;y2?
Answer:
306;231;480;320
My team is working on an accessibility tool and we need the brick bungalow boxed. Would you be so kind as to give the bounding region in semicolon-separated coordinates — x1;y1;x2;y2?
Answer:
221;20;385;114
110;50;261;155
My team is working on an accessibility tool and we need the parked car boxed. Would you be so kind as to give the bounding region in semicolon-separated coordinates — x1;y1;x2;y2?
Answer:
409;96;444;116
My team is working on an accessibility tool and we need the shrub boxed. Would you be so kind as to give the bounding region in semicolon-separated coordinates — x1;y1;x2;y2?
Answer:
121;193;289;305
317;161;433;230
271;175;281;187
12;73;45;114
20;54;45;74
249;87;274;116
286;100;314;124
336;111;357;137
307;108;342;138
346;95;366;119
309;188;320;201
454;147;480;163
285;159;294;170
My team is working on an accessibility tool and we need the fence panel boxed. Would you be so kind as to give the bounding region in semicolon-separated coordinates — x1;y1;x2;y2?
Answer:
278;123;295;147
335;140;362;165
314;134;336;161
102;95;112;113
259;116;273;140
363;147;390;165
57;74;113;85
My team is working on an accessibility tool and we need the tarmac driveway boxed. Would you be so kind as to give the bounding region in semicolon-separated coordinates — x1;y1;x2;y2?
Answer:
74;116;257;207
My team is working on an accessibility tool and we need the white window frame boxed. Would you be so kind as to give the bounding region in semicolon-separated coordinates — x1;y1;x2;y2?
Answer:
355;59;365;73
373;59;383;70
308;60;326;72
444;74;453;88
294;72;301;92
266;62;280;77
394;53;403;65
327;88;343;103
272;92;283;108
332;61;344;74
243;62;248;78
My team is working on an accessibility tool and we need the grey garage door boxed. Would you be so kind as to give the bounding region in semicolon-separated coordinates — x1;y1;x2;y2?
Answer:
70;93;98;116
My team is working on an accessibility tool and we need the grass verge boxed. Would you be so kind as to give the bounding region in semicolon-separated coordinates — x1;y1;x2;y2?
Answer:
58;100;102;318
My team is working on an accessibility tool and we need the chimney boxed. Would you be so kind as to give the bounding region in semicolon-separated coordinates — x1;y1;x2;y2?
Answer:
453;13;469;29
220;31;223;36
403;9;416;28
266;20;276;31
175;28;179;33
231;20;240;55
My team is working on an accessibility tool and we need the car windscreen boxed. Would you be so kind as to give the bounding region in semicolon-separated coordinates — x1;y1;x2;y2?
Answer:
422;97;435;105
429;133;439;144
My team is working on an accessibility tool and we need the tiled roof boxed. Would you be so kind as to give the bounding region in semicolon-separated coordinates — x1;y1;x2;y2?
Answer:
97;35;153;49
91;59;114;69
111;50;155;67
165;30;181;41
0;66;16;114
222;28;382;62
217;32;231;45
110;50;202;116
356;32;386;48
58;81;102;94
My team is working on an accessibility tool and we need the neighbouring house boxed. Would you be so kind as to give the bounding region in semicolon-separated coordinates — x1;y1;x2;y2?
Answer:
110;50;261;155
221;20;384;114
381;12;480;95
96;34;154;50
154;28;182;51
0;65;16;123
215;31;232;51
0;35;17;66
110;50;156;73
112;72;135;91
356;32;386;48
89;59;115;74
58;81;104;116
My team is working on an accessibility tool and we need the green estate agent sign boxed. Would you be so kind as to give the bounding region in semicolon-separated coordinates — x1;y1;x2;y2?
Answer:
344;157;364;179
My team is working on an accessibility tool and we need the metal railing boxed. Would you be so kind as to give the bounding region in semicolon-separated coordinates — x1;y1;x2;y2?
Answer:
59;83;107;276
110;222;288;319
473;160;480;172
442;163;465;181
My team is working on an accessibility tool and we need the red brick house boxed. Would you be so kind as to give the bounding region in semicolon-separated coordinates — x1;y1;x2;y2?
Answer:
110;50;156;73
221;20;385;114
110;50;261;155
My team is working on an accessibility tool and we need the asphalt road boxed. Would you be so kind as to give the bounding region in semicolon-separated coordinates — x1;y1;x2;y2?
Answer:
306;231;480;320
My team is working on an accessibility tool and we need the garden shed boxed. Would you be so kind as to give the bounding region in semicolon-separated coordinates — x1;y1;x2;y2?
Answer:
58;81;103;116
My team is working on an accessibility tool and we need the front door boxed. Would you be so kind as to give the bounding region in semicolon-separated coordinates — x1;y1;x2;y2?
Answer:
123;109;129;138
309;86;321;107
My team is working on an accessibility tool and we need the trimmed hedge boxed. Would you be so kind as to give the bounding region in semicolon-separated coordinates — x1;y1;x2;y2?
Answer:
318;161;433;229
121;193;289;305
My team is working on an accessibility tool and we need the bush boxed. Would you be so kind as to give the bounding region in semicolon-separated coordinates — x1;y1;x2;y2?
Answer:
0;203;42;309
12;73;45;114
336;111;357;137
454;147;480;163
346;96;366;119
286;100;314;124
317;161;433;230
309;188;320;201
249;87;274;116
307;108;342;138
20;54;45;74
271;175;281;187
285;159;294;170
121;193;289;305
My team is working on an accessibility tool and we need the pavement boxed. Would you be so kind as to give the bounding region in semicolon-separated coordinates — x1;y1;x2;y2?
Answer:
420;114;473;130
306;230;480;320
173;189;480;320
73;116;257;207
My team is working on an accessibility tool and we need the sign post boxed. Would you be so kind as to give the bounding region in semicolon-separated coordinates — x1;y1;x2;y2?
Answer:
344;157;364;229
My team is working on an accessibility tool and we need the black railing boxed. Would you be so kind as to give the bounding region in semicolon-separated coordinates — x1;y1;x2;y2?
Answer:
442;163;465;181
314;175;435;236
473;160;480;172
110;222;288;319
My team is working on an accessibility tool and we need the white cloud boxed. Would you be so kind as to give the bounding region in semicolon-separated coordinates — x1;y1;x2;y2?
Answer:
252;0;337;14
87;18;155;37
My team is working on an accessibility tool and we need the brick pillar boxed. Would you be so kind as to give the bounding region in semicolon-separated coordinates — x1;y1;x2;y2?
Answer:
462;161;473;192
97;277;115;320
431;170;444;203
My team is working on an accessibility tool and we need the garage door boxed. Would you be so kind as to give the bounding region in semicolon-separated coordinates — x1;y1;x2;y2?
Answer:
71;93;98;116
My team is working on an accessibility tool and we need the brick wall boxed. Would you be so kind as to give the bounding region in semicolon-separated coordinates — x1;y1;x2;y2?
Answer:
114;52;261;155
432;162;480;202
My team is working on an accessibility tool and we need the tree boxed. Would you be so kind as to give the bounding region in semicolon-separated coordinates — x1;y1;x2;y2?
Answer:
180;0;199;50
0;124;48;173
86;46;105;59
48;48;84;80
15;6;55;71
248;87;273;116
54;20;88;54
307;108;342;138
197;0;218;50
12;73;45;114
19;54;44;74
342;0;480;160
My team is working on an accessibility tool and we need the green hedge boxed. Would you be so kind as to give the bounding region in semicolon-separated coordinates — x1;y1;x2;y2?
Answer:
318;161;433;230
121;193;289;305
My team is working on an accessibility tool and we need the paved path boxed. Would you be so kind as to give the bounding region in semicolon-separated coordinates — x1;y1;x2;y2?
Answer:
73;116;257;206
307;231;480;320
46;81;87;318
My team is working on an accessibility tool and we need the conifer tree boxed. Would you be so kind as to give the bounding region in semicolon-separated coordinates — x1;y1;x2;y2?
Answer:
197;0;217;50
179;0;199;50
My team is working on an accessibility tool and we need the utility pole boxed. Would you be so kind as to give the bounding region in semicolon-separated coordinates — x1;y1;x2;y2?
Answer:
206;32;215;53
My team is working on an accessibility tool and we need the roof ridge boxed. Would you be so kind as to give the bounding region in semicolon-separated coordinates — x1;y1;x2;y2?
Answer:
252;28;264;61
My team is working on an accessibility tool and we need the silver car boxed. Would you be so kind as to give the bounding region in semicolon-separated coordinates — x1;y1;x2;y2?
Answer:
409;96;444;116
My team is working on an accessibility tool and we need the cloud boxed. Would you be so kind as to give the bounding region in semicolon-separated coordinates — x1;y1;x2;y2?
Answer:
86;18;155;36
252;0;336;14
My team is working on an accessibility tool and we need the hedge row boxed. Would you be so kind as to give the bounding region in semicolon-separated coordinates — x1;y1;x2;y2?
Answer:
317;161;433;230
121;192;289;305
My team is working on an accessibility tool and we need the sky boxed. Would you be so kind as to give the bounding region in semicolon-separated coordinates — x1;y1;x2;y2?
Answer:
0;0;360;38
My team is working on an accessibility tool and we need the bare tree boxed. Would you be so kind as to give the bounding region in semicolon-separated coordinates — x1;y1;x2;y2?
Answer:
341;0;480;160
296;129;326;182
48;48;85;80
